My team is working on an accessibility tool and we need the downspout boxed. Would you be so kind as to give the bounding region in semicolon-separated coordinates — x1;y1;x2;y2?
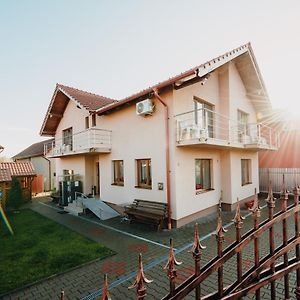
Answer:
153;89;172;230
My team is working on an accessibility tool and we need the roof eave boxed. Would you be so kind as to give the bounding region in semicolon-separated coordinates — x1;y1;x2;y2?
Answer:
96;44;250;115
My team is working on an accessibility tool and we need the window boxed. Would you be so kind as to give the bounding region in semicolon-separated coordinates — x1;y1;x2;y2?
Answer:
85;116;89;129
136;159;152;189
112;160;124;186
238;110;249;142
62;127;73;150
92;114;96;127
195;159;212;192
241;159;252;185
63;169;74;181
194;98;214;138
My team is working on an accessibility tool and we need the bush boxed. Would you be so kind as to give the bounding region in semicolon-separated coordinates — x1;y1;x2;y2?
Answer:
7;177;23;209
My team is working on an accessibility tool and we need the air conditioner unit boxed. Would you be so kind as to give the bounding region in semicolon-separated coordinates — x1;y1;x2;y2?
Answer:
136;99;154;116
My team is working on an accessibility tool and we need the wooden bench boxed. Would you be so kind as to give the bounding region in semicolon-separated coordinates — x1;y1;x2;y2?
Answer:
124;199;168;230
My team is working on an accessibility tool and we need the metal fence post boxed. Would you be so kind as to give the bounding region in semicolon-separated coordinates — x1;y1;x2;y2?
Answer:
191;223;206;300
128;254;152;299
164;238;182;296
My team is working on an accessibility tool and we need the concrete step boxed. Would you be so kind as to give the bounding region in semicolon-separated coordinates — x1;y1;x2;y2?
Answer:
64;202;84;216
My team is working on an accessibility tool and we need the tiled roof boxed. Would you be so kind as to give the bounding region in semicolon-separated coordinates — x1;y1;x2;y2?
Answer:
13;139;54;160
0;169;12;182
97;42;270;115
0;162;36;178
57;84;117;111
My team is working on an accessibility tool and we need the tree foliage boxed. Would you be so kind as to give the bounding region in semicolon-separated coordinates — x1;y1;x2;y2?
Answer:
7;176;23;209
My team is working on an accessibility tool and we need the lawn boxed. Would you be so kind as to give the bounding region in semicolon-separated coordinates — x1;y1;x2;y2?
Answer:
0;209;114;294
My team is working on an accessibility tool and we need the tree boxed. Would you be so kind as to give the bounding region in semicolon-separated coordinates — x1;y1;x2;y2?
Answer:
7;177;23;209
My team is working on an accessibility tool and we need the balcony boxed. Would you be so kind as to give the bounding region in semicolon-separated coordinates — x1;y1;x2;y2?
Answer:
44;128;112;157
175;108;279;150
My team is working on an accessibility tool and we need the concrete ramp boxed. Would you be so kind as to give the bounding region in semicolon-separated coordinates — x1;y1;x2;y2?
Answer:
81;198;120;220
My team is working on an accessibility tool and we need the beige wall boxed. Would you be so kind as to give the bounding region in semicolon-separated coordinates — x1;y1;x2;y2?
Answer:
55;100;89;140
173;147;222;220
51;61;261;224
229;62;257;123
97;91;174;206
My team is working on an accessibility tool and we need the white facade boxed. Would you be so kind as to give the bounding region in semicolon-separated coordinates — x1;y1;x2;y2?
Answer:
43;47;277;227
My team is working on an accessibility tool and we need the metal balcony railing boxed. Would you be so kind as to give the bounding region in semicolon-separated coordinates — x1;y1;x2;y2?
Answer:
44;128;112;156
175;108;279;149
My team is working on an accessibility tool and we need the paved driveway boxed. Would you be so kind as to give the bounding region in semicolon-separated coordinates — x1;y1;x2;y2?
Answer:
1;196;298;300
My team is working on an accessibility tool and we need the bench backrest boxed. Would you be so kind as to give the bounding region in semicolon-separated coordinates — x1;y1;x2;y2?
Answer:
132;199;168;216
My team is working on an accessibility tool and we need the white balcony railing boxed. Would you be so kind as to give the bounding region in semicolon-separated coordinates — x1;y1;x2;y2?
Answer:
44;128;112;157
175;108;279;150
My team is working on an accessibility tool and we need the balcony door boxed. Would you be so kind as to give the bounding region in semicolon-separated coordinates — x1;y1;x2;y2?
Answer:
194;99;214;138
237;110;249;143
62;127;73;150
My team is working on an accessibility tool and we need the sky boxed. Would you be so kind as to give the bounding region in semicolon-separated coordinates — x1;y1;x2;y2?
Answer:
0;0;299;157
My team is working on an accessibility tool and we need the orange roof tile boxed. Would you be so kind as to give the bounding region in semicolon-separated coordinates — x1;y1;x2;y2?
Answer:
57;84;117;111
0;162;36;178
0;169;11;182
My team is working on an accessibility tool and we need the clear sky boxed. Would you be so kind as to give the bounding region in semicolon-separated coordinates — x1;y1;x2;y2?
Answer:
0;0;299;157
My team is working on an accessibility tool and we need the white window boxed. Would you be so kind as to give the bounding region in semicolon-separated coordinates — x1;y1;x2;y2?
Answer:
194;98;214;138
112;160;124;186
241;159;252;185
195;159;212;192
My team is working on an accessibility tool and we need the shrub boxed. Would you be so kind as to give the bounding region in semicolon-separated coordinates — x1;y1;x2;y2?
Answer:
7;177;23;209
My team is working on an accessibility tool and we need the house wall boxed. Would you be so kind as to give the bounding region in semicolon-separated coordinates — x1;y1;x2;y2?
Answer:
170;63;259;224
173;147;221;220
54;91;173;208
51;62;261;225
55;100;90;140
96;90;174;207
229;62;257;123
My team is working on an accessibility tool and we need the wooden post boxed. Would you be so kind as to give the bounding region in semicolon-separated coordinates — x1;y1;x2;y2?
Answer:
266;181;276;299
191;223;206;299
280;175;290;299
294;182;300;299
128;254;152;300
249;189;261;300
164;238;182;296
233;198;244;283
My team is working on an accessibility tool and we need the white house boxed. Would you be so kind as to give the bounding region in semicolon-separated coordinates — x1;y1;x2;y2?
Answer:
40;43;278;228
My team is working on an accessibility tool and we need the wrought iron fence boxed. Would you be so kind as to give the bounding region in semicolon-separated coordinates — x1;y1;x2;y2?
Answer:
60;178;300;299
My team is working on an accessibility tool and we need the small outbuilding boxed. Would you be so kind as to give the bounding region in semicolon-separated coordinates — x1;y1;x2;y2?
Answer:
0;162;36;207
13;139;55;193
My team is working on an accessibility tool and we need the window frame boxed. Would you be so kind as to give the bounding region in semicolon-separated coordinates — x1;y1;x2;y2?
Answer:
136;159;152;189
112;160;124;186
193;97;214;138
237;109;249;140
62;127;73;150
195;158;213;194
241;159;252;186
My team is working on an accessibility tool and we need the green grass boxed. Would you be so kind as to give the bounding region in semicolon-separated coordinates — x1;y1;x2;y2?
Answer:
0;209;114;294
